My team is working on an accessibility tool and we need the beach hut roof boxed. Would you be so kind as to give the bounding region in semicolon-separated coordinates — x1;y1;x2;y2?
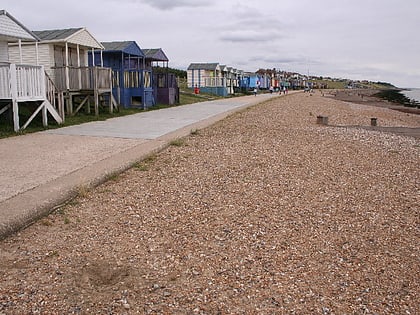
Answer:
187;63;219;71
0;10;39;42
101;41;144;57
33;27;104;49
143;48;169;62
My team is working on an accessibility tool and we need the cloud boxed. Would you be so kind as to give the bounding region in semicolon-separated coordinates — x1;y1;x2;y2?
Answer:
220;32;272;43
220;29;286;43
141;0;210;10
4;0;420;87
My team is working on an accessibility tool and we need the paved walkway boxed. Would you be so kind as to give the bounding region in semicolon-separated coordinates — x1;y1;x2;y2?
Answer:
0;93;282;239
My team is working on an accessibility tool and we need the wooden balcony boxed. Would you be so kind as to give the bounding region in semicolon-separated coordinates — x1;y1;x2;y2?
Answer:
52;66;112;92
51;66;117;115
0;64;46;101
0;64;63;131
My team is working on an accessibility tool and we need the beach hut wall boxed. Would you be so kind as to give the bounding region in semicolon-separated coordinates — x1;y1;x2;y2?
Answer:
89;41;155;109
0;10;63;131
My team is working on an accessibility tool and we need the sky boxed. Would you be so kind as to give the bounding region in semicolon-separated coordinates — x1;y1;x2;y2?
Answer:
3;0;420;88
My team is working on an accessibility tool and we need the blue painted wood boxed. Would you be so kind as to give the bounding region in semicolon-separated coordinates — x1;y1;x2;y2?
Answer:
88;41;155;109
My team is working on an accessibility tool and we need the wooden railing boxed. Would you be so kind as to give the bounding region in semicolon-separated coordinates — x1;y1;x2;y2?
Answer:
0;64;46;101
154;73;178;89
45;72;65;120
0;64;64;131
203;76;226;87
52;66;112;91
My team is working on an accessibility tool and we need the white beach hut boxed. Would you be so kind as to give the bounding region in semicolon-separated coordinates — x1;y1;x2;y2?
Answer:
0;10;63;131
8;27;116;116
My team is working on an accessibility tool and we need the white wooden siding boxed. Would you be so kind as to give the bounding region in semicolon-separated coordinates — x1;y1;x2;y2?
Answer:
0;41;9;63
68;28;102;49
0;13;36;41
9;43;52;69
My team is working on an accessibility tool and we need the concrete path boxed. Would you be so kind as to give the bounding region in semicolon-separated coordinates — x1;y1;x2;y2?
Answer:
0;93;281;239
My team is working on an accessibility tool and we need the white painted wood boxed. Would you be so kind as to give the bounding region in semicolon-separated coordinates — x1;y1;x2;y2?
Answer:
69;28;103;49
8;43;50;68
35;42;39;65
0;65;10;98
65;42;69;90
18;39;22;63
0;41;8;63
9;64;19;131
0;104;10;116
0;12;37;41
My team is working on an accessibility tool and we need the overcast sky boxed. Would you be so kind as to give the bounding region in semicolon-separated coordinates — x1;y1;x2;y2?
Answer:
4;0;420;88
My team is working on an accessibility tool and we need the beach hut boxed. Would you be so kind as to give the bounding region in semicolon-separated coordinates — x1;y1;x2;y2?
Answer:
8;27;116;116
220;65;238;95
0;10;63;131
143;48;179;105
187;63;227;96
247;73;263;89
89;41;153;109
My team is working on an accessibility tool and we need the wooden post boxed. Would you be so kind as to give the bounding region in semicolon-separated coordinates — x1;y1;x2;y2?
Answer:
371;118;377;126
40;66;48;127
94;67;99;116
77;44;82;90
65;42;69;90
109;69;113;114
42;102;48;127
317;115;328;125
9;64;20;132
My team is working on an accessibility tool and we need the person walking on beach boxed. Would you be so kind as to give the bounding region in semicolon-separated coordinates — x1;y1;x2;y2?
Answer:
253;88;257;96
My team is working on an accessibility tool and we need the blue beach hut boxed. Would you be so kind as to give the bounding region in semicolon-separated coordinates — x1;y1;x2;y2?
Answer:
89;41;154;109
143;48;179;105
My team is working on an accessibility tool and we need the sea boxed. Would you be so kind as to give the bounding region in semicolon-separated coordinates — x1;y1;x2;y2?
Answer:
401;88;420;103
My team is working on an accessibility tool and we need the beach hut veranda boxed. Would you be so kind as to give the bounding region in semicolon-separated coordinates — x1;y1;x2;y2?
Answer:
8;26;117;116
90;41;154;109
187;63;228;97
144;48;179;105
0;10;63;131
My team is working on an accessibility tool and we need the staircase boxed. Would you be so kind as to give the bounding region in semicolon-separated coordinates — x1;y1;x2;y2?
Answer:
0;64;64;132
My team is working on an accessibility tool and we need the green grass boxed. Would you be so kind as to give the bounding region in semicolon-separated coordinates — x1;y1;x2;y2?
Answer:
105;171;120;181
169;138;185;147
133;154;157;171
0;89;218;139
0;106;145;139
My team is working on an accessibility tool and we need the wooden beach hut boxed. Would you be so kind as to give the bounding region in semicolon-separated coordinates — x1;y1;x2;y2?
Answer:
143;48;179;105
8;27;117;116
220;65;240;95
187;62;228;96
0;10;63;131
90;41;153;109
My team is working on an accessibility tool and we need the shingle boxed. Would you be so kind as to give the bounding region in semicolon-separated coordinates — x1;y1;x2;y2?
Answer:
187;63;219;70
33;28;82;41
143;48;169;62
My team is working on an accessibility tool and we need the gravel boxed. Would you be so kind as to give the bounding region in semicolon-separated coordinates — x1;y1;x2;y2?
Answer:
0;91;419;314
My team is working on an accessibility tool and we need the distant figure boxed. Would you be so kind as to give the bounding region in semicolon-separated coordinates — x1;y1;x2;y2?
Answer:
253;88;257;96
283;86;286;95
269;86;274;94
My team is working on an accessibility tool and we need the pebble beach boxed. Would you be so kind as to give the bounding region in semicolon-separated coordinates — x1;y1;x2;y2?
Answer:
0;91;419;314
